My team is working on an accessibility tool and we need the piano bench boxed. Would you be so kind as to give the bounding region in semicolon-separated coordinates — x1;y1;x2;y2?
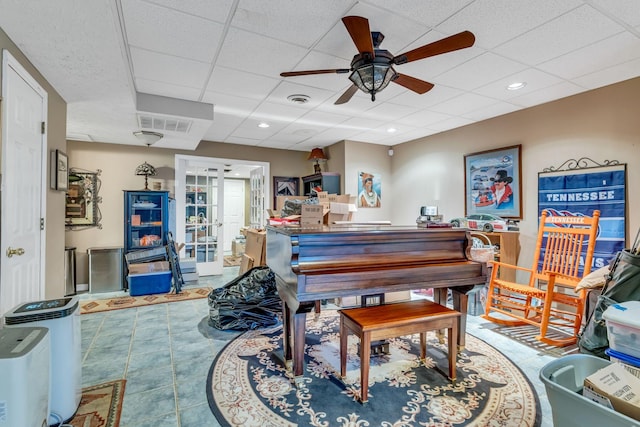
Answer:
339;299;460;403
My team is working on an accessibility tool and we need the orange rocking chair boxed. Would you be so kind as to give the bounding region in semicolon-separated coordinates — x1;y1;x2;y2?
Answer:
482;209;600;346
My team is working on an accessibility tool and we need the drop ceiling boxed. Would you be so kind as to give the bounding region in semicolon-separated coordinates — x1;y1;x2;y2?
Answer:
1;0;639;151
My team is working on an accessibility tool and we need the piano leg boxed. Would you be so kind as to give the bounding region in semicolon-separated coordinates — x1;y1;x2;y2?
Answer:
433;288;448;344
280;301;316;381
450;289;469;352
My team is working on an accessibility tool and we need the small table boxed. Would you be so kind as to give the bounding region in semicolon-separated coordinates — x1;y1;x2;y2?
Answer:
339;299;461;403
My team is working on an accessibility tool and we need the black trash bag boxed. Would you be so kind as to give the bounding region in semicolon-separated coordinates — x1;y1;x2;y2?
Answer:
208;266;282;330
579;249;640;358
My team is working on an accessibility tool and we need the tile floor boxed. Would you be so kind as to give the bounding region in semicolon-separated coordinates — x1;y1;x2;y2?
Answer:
78;267;568;426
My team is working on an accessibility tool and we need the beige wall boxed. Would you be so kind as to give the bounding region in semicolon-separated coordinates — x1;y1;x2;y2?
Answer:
1;28;68;299
65;140;316;285
389;77;640;267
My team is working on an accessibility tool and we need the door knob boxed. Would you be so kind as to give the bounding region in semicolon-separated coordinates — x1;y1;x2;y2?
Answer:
6;247;25;258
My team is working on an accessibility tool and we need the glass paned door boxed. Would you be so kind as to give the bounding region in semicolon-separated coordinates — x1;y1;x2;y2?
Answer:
181;163;224;276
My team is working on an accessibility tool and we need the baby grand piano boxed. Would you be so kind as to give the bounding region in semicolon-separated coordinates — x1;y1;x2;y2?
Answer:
266;225;487;378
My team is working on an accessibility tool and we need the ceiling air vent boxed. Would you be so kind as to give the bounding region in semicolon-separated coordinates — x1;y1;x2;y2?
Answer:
137;114;192;134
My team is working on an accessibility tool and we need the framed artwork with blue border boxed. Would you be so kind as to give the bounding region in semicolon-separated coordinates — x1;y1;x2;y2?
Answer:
464;145;522;219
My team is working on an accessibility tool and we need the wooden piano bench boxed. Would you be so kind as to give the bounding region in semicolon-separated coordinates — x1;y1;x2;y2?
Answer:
339;299;460;403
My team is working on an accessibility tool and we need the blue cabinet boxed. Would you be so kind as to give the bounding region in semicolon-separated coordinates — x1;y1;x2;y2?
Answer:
123;190;169;253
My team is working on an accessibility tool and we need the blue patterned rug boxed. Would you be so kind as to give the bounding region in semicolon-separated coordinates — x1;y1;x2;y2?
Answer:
207;310;540;426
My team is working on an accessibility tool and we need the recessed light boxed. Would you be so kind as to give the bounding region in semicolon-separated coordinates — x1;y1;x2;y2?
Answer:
387;127;397;133
257;122;270;128
287;94;311;104
507;82;526;91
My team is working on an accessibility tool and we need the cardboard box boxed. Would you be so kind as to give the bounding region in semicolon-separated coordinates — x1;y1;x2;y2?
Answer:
239;253;254;275
245;228;266;267
127;261;170;275
301;204;329;226
583;362;640;421
328;201;357;224
131;214;141;226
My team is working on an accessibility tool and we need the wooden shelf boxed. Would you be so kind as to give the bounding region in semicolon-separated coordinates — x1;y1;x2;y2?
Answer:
484;231;520;281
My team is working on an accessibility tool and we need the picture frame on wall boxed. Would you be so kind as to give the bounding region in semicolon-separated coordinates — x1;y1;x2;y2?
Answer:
273;176;299;209
50;149;68;191
464;144;522;219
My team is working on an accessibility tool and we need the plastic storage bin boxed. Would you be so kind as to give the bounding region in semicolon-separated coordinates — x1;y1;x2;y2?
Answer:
540;354;640;427
128;270;172;296
606;348;640;368
603;301;640;359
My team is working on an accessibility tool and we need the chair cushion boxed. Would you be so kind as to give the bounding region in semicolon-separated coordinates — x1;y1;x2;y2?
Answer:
575;265;610;291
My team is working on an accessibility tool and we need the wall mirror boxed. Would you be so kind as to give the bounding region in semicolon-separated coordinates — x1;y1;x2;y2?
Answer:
65;168;103;229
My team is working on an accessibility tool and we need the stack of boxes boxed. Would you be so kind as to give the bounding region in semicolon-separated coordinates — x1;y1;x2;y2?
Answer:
268;192;357;226
125;247;172;296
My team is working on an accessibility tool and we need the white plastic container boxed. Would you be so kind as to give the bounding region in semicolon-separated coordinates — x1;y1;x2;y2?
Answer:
603;301;640;359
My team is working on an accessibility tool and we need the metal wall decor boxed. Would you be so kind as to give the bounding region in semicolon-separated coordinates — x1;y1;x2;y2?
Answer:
65;168;103;229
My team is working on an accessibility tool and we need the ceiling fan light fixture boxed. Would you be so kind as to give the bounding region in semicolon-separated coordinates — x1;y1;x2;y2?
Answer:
349;62;397;102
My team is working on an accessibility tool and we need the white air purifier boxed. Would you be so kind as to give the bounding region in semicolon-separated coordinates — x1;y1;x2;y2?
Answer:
4;297;81;425
0;326;50;427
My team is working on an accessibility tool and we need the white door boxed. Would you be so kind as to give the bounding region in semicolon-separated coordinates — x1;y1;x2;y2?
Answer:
223;179;245;253
249;167;265;228
0;50;48;317
175;157;224;276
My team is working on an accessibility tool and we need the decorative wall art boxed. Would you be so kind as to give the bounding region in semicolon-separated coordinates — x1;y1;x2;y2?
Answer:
464;145;522;219
50;149;68;191
357;171;381;208
538;158;626;271
273;176;299;209
65;168;103;229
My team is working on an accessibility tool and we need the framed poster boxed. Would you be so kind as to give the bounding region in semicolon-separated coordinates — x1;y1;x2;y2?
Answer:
538;161;626;270
357;171;381;208
50;149;68;191
273;176;299;209
464;145;522;219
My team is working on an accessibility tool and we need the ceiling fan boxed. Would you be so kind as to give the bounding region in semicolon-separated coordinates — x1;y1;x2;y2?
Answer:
280;16;475;104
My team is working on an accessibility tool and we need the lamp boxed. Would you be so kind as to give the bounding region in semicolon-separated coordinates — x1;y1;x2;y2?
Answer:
133;130;163;147
307;148;327;174
135;161;157;190
348;50;398;101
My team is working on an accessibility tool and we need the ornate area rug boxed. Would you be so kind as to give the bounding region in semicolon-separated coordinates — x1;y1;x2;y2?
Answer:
67;380;125;427
80;287;212;314
207;310;540;426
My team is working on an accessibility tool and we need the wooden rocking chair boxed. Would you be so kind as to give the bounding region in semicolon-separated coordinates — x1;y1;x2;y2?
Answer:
482;209;600;346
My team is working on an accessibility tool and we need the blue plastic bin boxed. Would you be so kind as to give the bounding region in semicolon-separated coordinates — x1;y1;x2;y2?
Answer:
606;348;640;368
128;270;172;296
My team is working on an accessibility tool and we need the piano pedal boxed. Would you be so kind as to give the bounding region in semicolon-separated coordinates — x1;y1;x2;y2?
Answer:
358;339;391;356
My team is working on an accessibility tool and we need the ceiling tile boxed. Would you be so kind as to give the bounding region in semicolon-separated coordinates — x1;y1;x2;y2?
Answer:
145;0;234;23
589;0;640;27
216;27;309;79
207;66;280;100
130;47;211;88
136;78;202;101
230;0;348;47
572;57;640;89
538;32;640;80
508;81;585;108
123;0;223;62
494;5;625;65
473;68;565;100
434;52;527;90
438;0;582;49
431;92;503;116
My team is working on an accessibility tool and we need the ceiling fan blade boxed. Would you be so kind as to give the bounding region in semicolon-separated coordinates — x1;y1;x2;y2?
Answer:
393;31;475;64
393;74;434;94
342;16;375;57
281;69;350;77
334;85;359;105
